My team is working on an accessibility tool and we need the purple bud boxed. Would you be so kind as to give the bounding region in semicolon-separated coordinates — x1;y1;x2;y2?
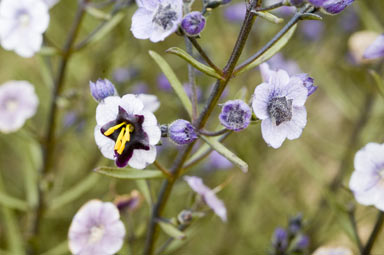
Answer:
272;228;288;251
308;0;326;6
289;0;305;6
363;34;384;60
219;100;252;131
168;119;198;145
114;190;142;212
323;0;354;14
294;73;317;96
295;235;310;250
181;12;206;36
89;79;117;102
288;213;303;235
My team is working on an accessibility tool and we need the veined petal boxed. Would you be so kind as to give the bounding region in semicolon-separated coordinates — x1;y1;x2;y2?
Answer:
261;118;287;149
128;145;157;169
121;94;144;115
101;221;125;254
284;106;307;140
259;63;273;82
142;112;161;145
94;125;115;160
131;8;154;40
353;143;381;172
136;0;158;10
285;78;308;107
96;96;121;125
252;82;273;120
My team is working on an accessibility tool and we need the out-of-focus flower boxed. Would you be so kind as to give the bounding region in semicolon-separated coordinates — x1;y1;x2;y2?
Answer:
131;0;183;42
312;246;353;255
0;0;50;57
113;67;139;84
309;0;354;14
348;30;380;64
68;200;125;255
299;21;324;41
349;142;384;210
338;7;359;32
136;94;160;112
219;100;251;131
207;151;232;170
130;82;149;94
157;74;172;91
168;119;197;145
363;34;384;60
223;3;246;23
252;69;308;149
181;11;206;36
0;81;38;133
272;228;288;252
266;53;302;76
90;79;117;102
94;95;161;168
184;83;203;102
294;235;310;250
184;176;227;222
114;190;142;212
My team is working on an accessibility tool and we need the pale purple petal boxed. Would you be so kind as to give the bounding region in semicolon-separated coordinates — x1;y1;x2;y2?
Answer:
130;8;154;40
184;176;211;195
259;63;273;82
252;82;273;120
284;77;308;107
204;192;227;222
261;118;287;149
284;106;307;140
363;34;384;60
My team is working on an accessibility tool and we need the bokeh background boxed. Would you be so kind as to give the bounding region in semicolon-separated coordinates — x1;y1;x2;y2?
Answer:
0;0;384;254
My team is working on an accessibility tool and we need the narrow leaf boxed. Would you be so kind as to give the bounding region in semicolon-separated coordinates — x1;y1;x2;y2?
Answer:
166;47;223;80
254;11;284;24
369;70;384;98
200;136;248;173
39;46;60;56
149;50;193;117
237;24;297;75
95;167;165;179
0;192;28;211
158;221;186;240
300;13;322;21
136;180;153;207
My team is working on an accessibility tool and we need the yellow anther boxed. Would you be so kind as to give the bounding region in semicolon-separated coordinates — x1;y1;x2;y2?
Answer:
127;124;134;132
114;127;125;151
104;122;125;136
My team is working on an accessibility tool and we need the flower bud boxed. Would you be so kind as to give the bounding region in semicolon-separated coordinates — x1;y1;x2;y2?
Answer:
294;235;310;251
363;34;384;60
294;73;317;96
219;100;252;131
181;12;206;37
177;210;193;225
168;119;198;145
272;228;288;252
308;0;354;15
288;213;303;235
89;79;117;102
114;190;142;212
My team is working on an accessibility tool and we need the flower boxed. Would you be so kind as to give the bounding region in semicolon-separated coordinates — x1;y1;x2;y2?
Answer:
0;0;49;57
184;176;227;222
168;119;197;145
68;200;126;255
0;81;38;133
308;0;355;14
206;151;232;170
349;142;384;210
181;12;206;36
94;95;161;168
44;0;60;8
136;94;160;112
363;34;384;60
219;100;251;131
313;246;353;255
131;0;183;42
223;3;246;23
348;30;380;64
157;74;172;91
114;190;142;212
252;69;308;149
90;79;117;102
272;228;288;252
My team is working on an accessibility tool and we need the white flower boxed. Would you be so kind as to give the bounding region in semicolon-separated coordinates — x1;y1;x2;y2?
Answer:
252;68;308;149
44;0;60;8
68;200;126;255
0;81;39;133
349;142;384;210
0;0;50;58
184;176;227;222
136;94;160;112
94;94;161;169
131;0;183;42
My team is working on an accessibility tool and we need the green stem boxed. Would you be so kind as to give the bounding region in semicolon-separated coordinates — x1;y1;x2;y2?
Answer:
362;211;384;255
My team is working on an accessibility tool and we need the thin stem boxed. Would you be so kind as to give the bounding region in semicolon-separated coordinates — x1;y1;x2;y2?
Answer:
142;1;261;254
256;1;284;11
199;128;229;137
188;37;223;75
347;206;363;252
234;5;313;75
27;1;88;253
362;211;384;255
185;35;198;122
153;161;173;180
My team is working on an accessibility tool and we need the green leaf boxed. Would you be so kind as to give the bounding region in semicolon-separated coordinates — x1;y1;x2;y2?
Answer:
0;192;28;211
300;13;322;21
39;46;60;56
166;47;223;80
95;167;165;179
158;221;186;240
41;240;69;255
200;136;248;173
254;11;284;24
86;6;111;20
136;180;153;207
49;174;100;211
369;70;384;98
149;50;193;117
236;24;297;75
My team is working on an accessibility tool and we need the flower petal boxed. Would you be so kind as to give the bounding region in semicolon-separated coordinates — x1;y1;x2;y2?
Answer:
285;106;307;140
184;176;211;195
95;96;121;125
142;111;161;145
128;145;157;169
131;8;154;40
204;192;227;222
121;94;144;115
252;82;273;120
285;77;308;107
261;118;287;149
101;221;126;254
94;125;115;160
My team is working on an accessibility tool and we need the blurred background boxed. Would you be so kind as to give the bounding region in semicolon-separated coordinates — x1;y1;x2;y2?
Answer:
0;0;383;254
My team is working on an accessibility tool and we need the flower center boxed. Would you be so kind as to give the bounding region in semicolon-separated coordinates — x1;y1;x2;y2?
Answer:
104;122;135;155
18;13;31;27
88;225;105;244
152;4;178;30
227;107;245;128
267;97;293;126
5;99;18;112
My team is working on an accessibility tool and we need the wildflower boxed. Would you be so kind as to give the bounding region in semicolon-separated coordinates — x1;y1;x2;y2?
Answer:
293;235;310;251
157;74;172;91
168;119;197;145
184;176;227;222
114;190;142;212
252;69;308;149
131;0;183;42
219;100;251;131
206;151;232;170
308;0;355;14
363;34;384;60
181;12;206;36
299;21;324;41
348;30;380;64
223;3;246;23
44;0;60;8
136;94;160;113
90;79;117;102
272;228;288;253
349;142;384;210
0;0;49;57
68;200;125;255
94;94;161;168
0;81;38;133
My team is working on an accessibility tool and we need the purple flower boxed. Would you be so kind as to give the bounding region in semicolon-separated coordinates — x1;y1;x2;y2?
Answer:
272;228;288;251
131;0;183;42
300;21;324;41
130;82;149;94
113;67;139;84
90;79;117;102
252;69;308;149
223;3;246;23
219;100;251;131
309;0;355;14
363;34;384;60
168;119;197;145
114;190;142;212
207;151;232;170
157;74;172;91
295;235;310;250
184;176;227;222
349;142;384;210
94;95;161;168
0;81;39;133
68;200;126;255
181;11;206;36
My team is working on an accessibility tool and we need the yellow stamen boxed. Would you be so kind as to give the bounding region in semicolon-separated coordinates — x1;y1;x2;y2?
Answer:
114;127;125;151
104;122;125;136
116;124;134;155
